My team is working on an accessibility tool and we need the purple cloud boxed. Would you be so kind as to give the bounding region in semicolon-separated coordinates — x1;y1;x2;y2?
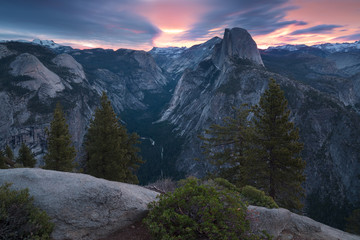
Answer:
290;24;343;35
178;0;306;41
0;0;160;47
333;33;360;41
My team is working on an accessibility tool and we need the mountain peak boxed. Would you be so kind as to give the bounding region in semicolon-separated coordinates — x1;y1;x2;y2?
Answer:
32;39;62;49
215;27;264;68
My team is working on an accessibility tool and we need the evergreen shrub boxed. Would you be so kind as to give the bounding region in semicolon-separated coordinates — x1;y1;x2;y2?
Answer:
144;177;270;240
241;185;279;209
0;183;54;240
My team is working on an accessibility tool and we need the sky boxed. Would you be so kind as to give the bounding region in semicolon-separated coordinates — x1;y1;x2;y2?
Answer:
0;0;359;50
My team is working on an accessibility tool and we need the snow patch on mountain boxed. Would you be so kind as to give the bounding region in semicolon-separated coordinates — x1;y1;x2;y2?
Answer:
150;47;187;59
267;41;360;53
32;39;62;49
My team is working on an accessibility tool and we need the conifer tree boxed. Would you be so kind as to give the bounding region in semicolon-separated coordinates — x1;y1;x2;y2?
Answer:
4;145;14;162
0;151;7;169
200;78;305;211
200;106;253;186
251;78;305;211
85;92;143;183
44;103;76;172
17;143;36;167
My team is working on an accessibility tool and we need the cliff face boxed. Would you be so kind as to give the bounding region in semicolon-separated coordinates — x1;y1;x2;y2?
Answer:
213;28;264;69
0;42;168;165
262;47;360;110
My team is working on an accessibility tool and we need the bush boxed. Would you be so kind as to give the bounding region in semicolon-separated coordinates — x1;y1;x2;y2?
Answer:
144;177;269;240
212;177;240;192
241;185;279;209
0;183;54;240
346;209;360;235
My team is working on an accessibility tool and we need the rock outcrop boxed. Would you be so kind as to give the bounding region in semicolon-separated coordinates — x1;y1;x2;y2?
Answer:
0;168;159;240
52;53;86;83
10;53;65;98
214;28;264;68
248;206;360;240
0;44;14;59
150;37;222;79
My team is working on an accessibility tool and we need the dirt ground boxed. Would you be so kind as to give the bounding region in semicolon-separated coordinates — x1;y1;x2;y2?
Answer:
100;221;152;240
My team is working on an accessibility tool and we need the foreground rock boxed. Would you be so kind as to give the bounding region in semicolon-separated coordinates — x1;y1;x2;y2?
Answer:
0;168;159;240
248;206;360;240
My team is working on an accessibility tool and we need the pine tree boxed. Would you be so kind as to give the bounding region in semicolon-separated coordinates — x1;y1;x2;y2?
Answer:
85;92;143;183
4;145;14;162
200;78;305;211
17;143;36;167
0;151;7;169
251;78;305;211
200;106;254;186
44;103;76;172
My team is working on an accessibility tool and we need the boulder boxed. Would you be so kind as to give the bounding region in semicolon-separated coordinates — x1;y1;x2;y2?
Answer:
248;206;360;240
0;168;159;240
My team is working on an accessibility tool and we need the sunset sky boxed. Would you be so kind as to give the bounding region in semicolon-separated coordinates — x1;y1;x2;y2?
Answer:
0;0;359;50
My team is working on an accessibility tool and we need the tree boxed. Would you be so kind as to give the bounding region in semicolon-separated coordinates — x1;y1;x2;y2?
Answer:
0;146;15;169
4;145;14;162
85;92;143;183
0;151;7;169
17;143;36;167
44;103;76;171
200;106;253;187
251;78;305;210
200;78;305;211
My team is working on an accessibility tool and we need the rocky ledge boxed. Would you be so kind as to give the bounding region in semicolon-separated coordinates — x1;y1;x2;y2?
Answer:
0;168;159;240
249;206;360;240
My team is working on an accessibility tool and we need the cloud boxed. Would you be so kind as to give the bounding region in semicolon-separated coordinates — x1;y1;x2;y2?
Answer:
1;0;357;49
290;24;343;35
177;0;305;41
0;0;160;47
332;33;360;42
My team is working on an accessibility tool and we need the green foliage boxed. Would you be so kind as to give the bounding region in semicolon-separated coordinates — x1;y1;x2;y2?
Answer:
44;103;76;172
85;92;143;183
200;105;253;187
200;78;305;212
212;177;240;193
144;177;270;240
16;143;36;168
346;209;360;235
4;145;14;162
0;151;7;169
241;185;278;209
0;183;54;239
251;78;305;211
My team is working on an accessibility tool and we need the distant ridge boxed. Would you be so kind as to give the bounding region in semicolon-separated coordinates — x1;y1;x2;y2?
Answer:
266;40;360;53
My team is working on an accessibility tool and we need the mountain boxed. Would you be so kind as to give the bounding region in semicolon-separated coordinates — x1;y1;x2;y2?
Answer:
150;37;221;81
0;42;96;165
157;28;360;229
262;42;360;111
0;29;359;230
32;39;63;49
267;40;360;53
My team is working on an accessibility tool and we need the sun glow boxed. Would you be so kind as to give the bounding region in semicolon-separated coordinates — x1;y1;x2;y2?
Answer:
161;29;185;34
